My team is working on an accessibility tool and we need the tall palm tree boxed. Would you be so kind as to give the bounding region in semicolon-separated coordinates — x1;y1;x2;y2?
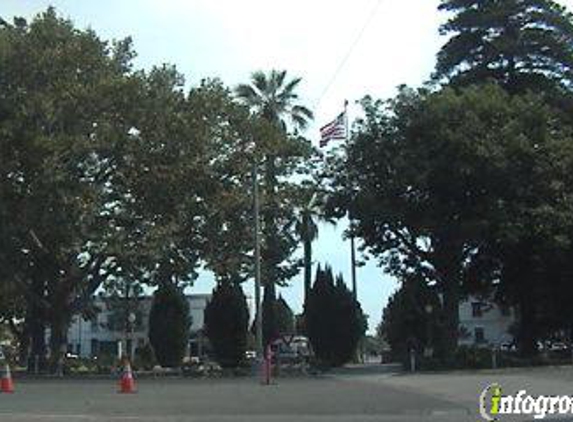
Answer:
294;187;334;308
296;202;318;308
236;70;313;345
235;70;313;131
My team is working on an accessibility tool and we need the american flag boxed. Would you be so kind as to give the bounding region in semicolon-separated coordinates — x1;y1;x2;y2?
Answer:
319;111;346;147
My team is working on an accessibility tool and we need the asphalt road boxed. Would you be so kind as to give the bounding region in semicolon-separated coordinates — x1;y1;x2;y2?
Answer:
3;366;573;422
0;376;470;422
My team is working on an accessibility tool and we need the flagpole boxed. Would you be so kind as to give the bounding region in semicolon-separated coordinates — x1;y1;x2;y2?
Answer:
344;100;358;301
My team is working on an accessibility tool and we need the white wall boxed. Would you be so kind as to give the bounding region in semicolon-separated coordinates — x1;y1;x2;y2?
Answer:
458;298;514;347
66;294;211;358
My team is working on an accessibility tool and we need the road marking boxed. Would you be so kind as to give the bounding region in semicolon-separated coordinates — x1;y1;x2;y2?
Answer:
0;414;140;421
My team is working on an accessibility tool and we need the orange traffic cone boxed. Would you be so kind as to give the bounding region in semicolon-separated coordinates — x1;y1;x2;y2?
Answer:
118;361;136;394
1;363;14;394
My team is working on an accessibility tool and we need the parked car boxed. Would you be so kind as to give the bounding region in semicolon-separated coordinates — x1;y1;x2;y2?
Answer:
271;336;312;363
499;342;516;352
549;342;569;352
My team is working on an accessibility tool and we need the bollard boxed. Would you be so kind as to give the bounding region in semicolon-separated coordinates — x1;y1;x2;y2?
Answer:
261;345;272;385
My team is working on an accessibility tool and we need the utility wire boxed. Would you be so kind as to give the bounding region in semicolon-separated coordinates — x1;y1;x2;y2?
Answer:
314;0;386;110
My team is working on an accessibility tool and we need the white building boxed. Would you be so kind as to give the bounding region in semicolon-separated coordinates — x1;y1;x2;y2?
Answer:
458;297;515;347
66;294;211;359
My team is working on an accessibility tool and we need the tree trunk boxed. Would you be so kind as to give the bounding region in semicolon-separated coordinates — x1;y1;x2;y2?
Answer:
515;266;538;358
433;236;463;367
49;315;69;376
516;296;537;358
441;275;460;366
27;312;47;373
503;242;539;358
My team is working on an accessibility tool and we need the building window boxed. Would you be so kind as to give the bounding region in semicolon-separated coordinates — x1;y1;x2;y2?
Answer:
475;327;485;344
471;302;483;318
91;339;99;357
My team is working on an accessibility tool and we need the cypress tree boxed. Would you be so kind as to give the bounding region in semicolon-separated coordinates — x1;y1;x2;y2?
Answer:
275;295;295;336
148;284;191;367
204;282;249;368
306;265;366;367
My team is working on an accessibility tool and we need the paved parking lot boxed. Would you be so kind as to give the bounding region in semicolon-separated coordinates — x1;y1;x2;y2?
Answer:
0;375;469;422
2;366;572;421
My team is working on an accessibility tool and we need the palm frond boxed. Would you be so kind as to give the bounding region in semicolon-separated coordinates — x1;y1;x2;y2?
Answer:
281;77;302;97
237;69;311;133
235;84;260;105
292;104;314;121
251;70;269;94
291;113;310;130
270;70;287;94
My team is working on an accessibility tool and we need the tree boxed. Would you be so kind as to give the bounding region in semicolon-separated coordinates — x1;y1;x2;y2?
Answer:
275;295;295;336
306;265;366;367
235;70;314;130
252;293;295;346
235;70;314;346
148;284;190;367
293;183;334;308
191;80;273;286
99;278;144;359
433;0;573;356
327;83;573;363
295;189;319;308
434;0;573;94
379;275;442;363
0;8;138;372
0;8;282;373
204;282;249;368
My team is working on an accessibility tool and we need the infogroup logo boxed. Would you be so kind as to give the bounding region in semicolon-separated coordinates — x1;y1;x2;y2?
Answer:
479;383;573;420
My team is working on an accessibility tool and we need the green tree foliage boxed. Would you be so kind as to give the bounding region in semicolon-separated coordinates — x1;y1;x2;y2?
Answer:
294;187;320;308
252;294;295;346
235;70;314;345
293;183;334;307
433;0;573;356
306;265;366;367
434;0;573;94
379;275;442;363
275;296;295;336
0;8;139;371
327;83;573;362
0;8;280;372
148;284;190;367
99;280;144;335
204;282;249;368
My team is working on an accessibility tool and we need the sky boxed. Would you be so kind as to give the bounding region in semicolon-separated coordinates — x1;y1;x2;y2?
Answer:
4;0;572;333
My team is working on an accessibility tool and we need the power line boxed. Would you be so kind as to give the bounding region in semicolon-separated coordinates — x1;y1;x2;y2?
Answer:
314;0;386;110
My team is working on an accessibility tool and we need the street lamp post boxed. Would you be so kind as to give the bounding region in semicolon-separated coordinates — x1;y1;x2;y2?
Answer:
424;304;434;358
128;312;136;363
252;162;263;360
